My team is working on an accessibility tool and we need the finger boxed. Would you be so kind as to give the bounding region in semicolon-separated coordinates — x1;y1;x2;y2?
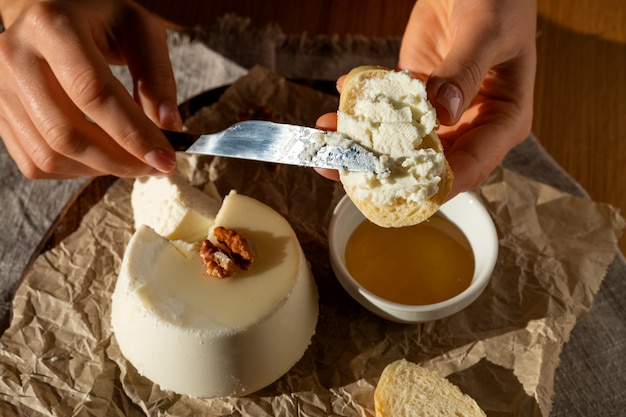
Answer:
336;75;346;93
314;168;340;181
0;85;107;178
0;111;104;179
120;7;182;131
314;112;340;181
315;112;338;131
8;51;160;177
443;118;518;200
31;16;176;174
425;23;501;126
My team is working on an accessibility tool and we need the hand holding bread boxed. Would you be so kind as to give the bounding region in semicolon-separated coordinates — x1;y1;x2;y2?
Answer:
398;0;536;197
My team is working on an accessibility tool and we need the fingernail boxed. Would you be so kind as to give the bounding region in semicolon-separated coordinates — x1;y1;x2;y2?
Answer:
437;83;463;123
145;148;176;173
147;168;171;177
159;101;183;130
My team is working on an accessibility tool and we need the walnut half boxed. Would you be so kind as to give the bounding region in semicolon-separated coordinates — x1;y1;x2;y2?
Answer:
214;226;254;270
199;239;237;278
199;227;254;278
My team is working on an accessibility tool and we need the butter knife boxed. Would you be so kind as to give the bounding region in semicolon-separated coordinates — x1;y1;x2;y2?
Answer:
162;120;384;173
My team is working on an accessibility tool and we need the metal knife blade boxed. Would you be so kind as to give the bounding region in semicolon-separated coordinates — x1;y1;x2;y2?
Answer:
162;120;384;173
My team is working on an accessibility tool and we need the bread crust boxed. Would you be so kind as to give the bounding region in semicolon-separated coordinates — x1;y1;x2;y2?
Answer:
338;66;453;228
375;359;486;417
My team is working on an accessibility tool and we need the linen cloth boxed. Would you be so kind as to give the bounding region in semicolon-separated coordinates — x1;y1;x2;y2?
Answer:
0;17;624;416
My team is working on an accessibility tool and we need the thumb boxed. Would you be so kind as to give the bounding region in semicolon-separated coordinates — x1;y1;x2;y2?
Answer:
427;26;497;126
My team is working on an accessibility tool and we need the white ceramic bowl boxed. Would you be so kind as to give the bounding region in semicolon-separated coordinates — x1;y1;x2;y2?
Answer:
328;192;498;323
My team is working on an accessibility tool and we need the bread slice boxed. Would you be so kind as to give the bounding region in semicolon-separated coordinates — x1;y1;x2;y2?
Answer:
375;359;485;417
338;66;453;227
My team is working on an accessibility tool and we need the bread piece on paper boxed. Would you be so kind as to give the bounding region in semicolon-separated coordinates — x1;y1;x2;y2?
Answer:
375;359;485;417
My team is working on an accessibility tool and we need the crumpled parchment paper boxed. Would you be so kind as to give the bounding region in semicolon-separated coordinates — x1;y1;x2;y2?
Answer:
0;67;623;417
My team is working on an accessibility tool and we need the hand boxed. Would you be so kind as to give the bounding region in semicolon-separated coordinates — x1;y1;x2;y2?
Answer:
0;0;181;179
399;0;537;199
316;0;536;200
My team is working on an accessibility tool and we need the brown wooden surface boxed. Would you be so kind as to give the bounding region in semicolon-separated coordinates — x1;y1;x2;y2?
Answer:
534;1;626;254
136;0;626;253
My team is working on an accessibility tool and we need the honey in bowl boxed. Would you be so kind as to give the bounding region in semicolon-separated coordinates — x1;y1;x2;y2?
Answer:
344;213;475;305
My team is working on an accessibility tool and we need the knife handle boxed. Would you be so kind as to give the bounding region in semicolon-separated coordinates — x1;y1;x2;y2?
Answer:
161;129;200;152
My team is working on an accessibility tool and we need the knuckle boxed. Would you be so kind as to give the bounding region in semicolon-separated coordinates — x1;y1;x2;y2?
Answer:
116;128;145;151
35;154;63;176
459;60;484;92
23;1;73;34
113;162;138;178
114;161;151;179
17;159;43;179
69;68;111;110
27;148;62;177
21;3;113;112
0;33;27;81
42;121;87;157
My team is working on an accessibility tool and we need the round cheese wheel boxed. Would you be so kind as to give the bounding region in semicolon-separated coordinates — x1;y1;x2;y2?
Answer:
112;192;318;397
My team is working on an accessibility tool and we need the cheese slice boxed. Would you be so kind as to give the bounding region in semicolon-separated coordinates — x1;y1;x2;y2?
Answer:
112;191;318;397
131;174;222;242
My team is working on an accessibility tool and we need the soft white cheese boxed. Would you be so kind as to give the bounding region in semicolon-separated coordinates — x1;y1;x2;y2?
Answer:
113;189;318;398
131;174;222;242
338;70;444;206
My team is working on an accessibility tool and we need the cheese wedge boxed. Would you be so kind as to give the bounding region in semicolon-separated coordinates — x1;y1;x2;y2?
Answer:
112;191;318;397
131;174;222;242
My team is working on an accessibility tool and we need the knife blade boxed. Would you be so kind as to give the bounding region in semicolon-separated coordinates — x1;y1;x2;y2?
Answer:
162;120;385;174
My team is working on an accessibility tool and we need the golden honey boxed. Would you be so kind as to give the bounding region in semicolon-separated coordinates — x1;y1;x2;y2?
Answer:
344;214;475;305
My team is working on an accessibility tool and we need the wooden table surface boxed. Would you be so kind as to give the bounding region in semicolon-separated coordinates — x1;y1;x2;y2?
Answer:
135;0;626;254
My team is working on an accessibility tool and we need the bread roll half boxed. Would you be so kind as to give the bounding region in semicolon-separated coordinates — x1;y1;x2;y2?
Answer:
375;359;486;417
338;66;453;227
